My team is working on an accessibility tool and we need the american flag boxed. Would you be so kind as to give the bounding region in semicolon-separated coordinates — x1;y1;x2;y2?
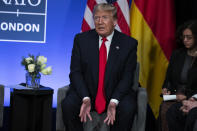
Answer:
81;0;130;36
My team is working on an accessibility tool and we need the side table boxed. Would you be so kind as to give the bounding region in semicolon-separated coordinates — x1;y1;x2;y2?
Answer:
10;86;54;131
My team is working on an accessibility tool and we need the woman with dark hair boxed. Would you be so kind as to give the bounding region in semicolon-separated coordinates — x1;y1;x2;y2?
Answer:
160;20;197;131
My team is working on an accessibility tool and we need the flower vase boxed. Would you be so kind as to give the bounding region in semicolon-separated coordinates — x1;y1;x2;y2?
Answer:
26;72;41;88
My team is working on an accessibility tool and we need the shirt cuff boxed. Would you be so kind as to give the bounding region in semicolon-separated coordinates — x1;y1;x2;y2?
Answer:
83;97;90;101
192;94;197;99
110;99;119;105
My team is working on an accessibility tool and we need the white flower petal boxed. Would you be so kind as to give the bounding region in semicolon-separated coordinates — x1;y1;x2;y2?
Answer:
28;64;35;73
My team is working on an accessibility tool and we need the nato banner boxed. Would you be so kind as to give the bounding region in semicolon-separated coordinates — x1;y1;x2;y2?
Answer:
0;0;47;43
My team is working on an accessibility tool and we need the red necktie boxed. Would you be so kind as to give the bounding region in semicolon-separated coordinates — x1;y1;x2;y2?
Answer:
95;37;107;114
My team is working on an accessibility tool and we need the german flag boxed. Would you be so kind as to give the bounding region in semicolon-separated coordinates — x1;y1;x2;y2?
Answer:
130;0;176;118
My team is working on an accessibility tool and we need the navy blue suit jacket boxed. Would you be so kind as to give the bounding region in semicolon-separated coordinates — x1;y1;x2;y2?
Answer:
69;29;137;105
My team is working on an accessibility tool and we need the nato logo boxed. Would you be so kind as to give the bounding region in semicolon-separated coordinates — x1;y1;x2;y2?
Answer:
0;0;47;43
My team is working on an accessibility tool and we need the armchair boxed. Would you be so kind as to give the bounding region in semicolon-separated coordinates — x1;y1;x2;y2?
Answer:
0;85;4;128
56;63;147;131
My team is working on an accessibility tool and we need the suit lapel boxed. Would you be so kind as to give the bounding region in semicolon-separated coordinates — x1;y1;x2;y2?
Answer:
105;31;121;87
88;31;99;87
89;30;121;90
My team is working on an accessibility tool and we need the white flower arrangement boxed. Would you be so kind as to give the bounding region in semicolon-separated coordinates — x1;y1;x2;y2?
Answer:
21;55;52;80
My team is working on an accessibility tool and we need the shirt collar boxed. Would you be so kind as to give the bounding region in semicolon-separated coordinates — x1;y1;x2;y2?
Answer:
99;31;114;42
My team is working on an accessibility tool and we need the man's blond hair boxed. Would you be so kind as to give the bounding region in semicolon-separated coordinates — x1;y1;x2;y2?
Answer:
93;3;117;20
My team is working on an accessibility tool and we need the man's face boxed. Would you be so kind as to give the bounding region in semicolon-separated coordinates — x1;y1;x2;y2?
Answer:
94;10;117;37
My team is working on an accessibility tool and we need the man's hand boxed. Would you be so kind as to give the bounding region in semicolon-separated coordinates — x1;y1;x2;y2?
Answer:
79;99;92;122
104;102;116;125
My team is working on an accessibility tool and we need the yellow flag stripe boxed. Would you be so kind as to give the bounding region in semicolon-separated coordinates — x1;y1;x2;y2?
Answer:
130;2;169;117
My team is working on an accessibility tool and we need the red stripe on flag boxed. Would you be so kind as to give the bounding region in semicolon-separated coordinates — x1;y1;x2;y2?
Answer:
87;0;97;11
81;19;91;32
127;0;130;5
114;2;130;35
134;0;176;60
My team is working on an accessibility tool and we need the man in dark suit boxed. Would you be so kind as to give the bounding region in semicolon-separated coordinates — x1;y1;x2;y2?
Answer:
62;3;137;131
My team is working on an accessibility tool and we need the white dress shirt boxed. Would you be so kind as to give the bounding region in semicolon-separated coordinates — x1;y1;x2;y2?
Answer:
83;31;119;105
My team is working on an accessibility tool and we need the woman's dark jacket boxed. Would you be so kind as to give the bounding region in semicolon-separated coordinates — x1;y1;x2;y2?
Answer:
162;48;197;98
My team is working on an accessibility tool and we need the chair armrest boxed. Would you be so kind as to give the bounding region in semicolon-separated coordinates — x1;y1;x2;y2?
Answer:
56;85;69;131
131;87;147;131
0;85;4;127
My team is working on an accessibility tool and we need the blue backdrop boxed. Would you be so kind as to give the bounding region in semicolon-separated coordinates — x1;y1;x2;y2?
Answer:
0;0;87;107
